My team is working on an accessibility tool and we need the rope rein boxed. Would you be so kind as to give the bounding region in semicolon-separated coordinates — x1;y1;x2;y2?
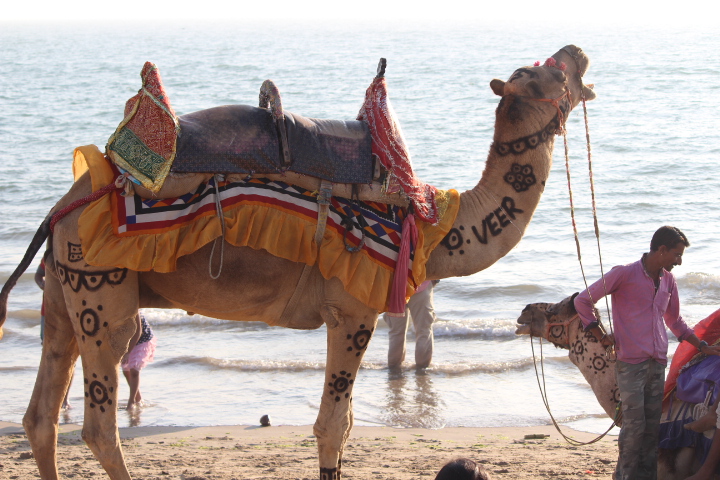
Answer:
208;174;226;279
530;331;619;446
525;65;618;444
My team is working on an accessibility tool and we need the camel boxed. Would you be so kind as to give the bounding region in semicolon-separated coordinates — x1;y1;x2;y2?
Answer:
0;45;595;480
516;294;714;479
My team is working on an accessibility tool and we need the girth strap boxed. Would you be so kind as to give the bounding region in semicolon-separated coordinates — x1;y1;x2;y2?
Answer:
278;179;334;327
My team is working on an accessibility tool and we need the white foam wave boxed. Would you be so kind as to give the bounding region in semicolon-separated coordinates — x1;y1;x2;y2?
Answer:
433;318;518;338
680;272;720;304
157;354;570;375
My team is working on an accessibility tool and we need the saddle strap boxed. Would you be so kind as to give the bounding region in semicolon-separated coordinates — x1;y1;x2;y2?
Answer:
278;180;334;327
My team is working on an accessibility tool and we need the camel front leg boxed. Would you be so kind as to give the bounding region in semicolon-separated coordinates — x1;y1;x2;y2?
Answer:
23;271;79;480
315;305;378;480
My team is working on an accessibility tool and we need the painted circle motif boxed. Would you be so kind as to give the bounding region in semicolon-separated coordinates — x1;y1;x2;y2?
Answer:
504;163;536;193
549;325;565;341
352;329;372;351
88;380;109;405
80;309;100;336
442;228;464;252
592;355;607;371
332;377;350;393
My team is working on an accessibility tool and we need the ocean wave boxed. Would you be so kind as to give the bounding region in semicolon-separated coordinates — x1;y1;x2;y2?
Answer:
433;318;517;338
155;355;327;372
679;272;720;306
155;354;570;375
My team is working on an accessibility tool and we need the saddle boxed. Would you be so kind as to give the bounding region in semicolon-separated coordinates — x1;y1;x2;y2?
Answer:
107;62;402;205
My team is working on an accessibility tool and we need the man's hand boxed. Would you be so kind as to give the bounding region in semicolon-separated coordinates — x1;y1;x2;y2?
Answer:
600;333;615;348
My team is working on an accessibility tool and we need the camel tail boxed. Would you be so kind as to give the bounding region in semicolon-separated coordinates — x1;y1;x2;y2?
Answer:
0;214;51;340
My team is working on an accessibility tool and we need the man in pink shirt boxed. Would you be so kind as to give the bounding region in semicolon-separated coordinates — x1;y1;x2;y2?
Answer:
575;226;720;480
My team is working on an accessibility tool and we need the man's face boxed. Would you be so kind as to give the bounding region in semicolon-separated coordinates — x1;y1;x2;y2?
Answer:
660;244;685;271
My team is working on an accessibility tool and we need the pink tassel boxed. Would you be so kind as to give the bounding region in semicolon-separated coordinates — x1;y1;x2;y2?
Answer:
387;213;418;316
534;61;541;66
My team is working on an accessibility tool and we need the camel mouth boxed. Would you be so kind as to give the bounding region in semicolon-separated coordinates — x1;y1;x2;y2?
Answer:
515;324;531;335
553;45;589;77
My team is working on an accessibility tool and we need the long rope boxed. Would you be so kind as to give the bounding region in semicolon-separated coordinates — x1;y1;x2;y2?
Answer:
580;96;613;336
562;95;613;338
49;175;126;233
530;333;619;445
208;175;226;280
531;91;619;445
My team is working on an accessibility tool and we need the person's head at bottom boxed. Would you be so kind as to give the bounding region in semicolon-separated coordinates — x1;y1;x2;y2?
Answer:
435;458;491;480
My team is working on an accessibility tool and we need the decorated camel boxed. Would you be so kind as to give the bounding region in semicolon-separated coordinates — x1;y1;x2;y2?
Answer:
516;294;720;479
0;45;595;480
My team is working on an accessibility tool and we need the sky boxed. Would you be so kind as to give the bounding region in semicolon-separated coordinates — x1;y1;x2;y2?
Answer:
2;0;714;27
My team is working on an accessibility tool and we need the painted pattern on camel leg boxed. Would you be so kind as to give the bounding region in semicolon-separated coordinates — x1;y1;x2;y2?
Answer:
315;311;377;480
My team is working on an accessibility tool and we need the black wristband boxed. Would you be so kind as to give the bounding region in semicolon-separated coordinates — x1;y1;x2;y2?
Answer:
699;340;709;351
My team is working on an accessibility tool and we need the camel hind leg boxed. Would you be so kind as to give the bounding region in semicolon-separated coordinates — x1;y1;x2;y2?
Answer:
23;261;79;480
314;296;379;480
52;214;141;480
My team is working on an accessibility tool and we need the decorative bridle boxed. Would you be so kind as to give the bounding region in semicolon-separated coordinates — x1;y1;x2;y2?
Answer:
543;313;580;348
526;57;573;134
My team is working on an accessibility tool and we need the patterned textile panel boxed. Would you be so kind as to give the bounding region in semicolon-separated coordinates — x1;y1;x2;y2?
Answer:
114;173;412;269
114;175;409;273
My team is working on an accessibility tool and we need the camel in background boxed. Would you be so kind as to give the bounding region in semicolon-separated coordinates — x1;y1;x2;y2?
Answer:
516;294;716;479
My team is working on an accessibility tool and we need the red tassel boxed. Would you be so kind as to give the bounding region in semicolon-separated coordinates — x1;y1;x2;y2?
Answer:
387;213;418;315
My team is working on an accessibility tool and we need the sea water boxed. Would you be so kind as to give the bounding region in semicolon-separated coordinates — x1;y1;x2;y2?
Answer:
1;21;719;435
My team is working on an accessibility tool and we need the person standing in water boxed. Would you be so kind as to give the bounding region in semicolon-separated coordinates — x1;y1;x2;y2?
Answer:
121;312;157;410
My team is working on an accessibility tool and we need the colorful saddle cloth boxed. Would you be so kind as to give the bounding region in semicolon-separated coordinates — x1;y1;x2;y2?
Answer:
75;145;459;312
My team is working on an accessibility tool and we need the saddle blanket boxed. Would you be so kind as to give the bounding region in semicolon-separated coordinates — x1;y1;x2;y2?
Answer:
75;145;459;312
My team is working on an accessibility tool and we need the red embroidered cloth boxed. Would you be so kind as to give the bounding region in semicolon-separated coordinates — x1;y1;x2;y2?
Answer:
357;76;439;225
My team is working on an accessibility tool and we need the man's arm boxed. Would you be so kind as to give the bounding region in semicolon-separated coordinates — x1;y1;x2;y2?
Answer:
574;266;622;331
682;333;720;356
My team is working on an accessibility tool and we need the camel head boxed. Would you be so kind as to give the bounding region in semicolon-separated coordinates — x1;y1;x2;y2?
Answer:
490;45;595;130
515;293;580;347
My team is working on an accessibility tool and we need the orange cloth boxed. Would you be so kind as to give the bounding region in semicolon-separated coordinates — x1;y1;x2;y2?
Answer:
75;145;459;312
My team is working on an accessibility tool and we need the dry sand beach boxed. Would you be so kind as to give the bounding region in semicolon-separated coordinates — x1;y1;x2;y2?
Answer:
1;421;618;479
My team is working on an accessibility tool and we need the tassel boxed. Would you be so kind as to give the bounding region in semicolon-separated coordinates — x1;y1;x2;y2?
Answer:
387;213;418;316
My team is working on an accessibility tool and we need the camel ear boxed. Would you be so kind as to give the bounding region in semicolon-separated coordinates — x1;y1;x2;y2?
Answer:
490;79;505;96
582;84;596;101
